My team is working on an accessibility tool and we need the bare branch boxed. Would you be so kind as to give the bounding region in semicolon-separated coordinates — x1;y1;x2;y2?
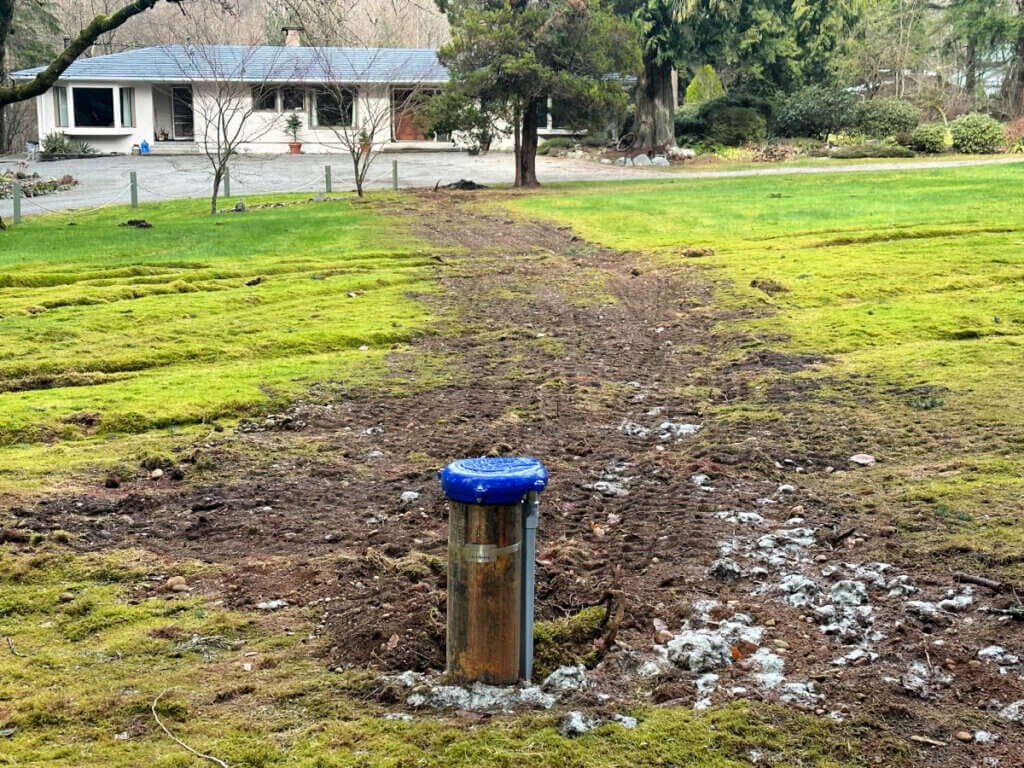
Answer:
0;0;163;108
151;687;231;768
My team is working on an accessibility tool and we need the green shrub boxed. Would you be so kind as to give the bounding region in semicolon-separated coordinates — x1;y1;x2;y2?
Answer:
695;97;768;146
537;137;573;155
69;140;97;155
910;123;947;154
950;112;1004;154
853;98;922;138
42;132;73;154
685;64;724;106
674;106;707;144
774;85;857;139
831;143;915;159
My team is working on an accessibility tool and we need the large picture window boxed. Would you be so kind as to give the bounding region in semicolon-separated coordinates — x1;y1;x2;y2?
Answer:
120;87;135;128
73;87;115;128
281;86;305;112
314;88;354;128
54;86;69;127
252;86;277;111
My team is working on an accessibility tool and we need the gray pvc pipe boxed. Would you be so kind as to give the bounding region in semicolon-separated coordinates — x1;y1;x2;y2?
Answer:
520;491;539;680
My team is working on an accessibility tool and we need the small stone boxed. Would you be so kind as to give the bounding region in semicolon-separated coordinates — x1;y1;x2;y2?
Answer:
880;526;898;537
104;474;121;489
557;711;601;737
150;468;164;479
955;731;973;743
166;576;186;589
400;491;421;504
610;714;637;729
59;592;75;603
849;454;876;467
655;629;674;644
815;554;828;563
171;583;189;593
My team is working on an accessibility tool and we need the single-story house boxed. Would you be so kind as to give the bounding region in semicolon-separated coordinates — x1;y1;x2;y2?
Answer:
11;38;582;155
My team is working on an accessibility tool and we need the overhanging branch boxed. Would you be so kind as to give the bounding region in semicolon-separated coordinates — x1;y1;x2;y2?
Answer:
0;0;164;108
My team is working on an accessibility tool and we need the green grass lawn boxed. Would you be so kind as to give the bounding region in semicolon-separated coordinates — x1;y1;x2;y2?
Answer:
0;197;442;491
509;163;1024;570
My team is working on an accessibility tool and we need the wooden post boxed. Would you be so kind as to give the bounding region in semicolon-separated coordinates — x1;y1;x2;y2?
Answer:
129;171;138;208
325;165;332;194
223;166;231;198
392;159;398;190
446;501;522;684
12;182;21;224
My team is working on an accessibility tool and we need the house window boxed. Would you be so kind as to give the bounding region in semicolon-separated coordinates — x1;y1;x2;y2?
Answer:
281;86;305;112
252;86;277;111
73;87;115;128
314;88;354;128
120;87;135;128
551;99;571;130
54;86;69;127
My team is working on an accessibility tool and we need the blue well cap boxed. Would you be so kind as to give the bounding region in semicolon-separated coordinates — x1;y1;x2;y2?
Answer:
439;457;548;504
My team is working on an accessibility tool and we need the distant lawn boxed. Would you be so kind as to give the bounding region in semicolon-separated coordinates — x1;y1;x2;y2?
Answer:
509;163;1024;571
0;196;441;491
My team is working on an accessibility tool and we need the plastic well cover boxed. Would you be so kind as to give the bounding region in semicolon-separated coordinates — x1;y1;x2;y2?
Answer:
439;457;548;504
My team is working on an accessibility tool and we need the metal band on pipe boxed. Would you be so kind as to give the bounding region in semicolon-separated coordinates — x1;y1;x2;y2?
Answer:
462;541;521;563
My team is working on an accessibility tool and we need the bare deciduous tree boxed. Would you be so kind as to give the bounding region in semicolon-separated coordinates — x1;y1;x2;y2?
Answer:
169;28;289;212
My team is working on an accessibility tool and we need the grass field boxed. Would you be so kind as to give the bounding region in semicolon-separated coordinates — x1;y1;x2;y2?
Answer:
509;163;1024;570
0;197;443;492
3;165;1023;767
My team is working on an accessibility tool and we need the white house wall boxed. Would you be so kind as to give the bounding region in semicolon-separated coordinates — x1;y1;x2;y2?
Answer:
33;80;456;155
35;80;156;154
190;82;398;155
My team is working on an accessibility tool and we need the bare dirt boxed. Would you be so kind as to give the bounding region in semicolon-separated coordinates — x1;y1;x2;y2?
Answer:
5;191;1023;766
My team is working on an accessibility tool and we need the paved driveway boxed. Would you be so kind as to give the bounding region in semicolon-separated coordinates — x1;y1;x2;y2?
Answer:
0;151;677;219
1;152;1019;220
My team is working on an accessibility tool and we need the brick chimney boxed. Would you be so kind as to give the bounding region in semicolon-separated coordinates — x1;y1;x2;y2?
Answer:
282;26;303;47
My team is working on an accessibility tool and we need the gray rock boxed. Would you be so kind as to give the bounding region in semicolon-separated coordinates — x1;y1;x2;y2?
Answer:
255;599;288;611
592;480;629;497
399;491;421;504
778;574;820;606
830;580;869;607
543;665;587;692
999;700;1024;723
600;158;612;164
750;649;786;689
610;714;638;729
618;420;650;438
409;682;555;712
666;629;733;672
979;645;1020;666
651;156;670;166
779;681;820;705
708;558;744;583
658;421;701;439
974;730;998;743
632;154;652;166
905;600;939;619
938;586;974;612
558;711;602;737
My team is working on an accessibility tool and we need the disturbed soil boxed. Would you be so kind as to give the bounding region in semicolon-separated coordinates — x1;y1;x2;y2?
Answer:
5;192;1023;766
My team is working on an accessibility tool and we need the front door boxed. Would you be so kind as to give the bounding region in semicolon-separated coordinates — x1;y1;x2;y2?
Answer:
171;86;194;140
392;88;429;141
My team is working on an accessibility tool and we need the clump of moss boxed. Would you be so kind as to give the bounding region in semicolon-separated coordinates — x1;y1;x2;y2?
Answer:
532;605;606;682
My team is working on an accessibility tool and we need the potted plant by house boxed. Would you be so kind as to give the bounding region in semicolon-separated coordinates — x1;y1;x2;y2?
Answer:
285;113;303;154
358;129;371;154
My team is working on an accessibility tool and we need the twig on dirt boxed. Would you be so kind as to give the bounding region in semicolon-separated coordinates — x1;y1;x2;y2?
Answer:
909;734;946;747
151;688;230;768
827;528;857;549
5;636;25;657
954;571;1004;592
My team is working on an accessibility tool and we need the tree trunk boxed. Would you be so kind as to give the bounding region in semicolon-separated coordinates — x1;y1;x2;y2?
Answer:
634;57;675;148
1005;34;1024;118
513;104;522;188
517;98;539;188
964;42;977;105
352;150;363;197
211;167;222;214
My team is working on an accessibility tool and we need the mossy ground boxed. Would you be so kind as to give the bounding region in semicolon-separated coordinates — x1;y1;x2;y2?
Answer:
509;164;1024;575
0;196;445;493
0;544;886;768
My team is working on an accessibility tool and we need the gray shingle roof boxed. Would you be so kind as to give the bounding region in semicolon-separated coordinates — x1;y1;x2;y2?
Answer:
10;45;449;84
